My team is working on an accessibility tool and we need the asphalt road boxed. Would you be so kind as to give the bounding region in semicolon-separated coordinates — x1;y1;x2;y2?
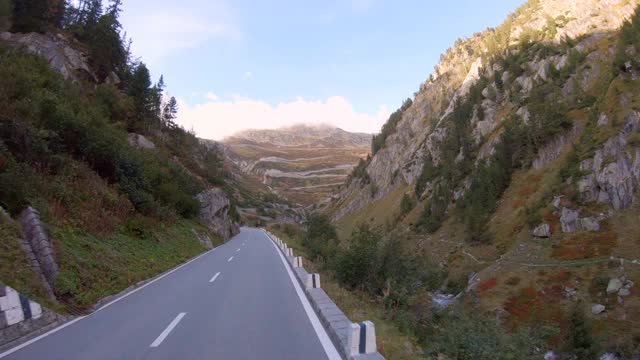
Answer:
2;227;339;360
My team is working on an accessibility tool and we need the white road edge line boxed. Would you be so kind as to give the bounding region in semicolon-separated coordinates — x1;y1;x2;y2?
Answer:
264;231;341;360
209;272;221;283
0;248;215;358
0;316;86;359
97;249;214;312
228;256;234;262
150;312;186;348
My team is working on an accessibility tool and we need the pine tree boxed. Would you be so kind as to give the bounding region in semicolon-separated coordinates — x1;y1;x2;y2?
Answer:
105;0;122;18
152;75;165;119
11;0;49;32
127;62;153;132
0;0;12;31
82;0;102;35
163;97;178;128
48;0;66;27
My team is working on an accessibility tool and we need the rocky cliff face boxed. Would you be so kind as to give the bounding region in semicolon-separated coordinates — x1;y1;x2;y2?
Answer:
0;31;118;85
195;188;240;240
328;0;638;221
323;0;640;353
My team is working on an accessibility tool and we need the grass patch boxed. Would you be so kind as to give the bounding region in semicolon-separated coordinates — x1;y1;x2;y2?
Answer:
53;219;217;309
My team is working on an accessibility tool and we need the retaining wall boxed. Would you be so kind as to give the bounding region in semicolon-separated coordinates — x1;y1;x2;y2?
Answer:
17;207;58;295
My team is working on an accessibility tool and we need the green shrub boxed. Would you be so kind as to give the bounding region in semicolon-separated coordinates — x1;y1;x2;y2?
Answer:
372;98;413;155
302;214;338;262
399;193;415;216
415;156;437;196
614;6;640;74
416;184;449;234
566;306;598;359
349;156;371;185
0;0;11;31
333;224;380;289
426;309;551;360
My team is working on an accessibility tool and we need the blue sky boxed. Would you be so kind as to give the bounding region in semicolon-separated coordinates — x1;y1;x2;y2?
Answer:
120;0;524;139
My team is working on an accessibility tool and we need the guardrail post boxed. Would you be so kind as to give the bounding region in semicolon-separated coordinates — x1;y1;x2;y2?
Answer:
294;257;303;268
347;323;360;357
306;273;320;289
348;321;377;355
362;321;376;354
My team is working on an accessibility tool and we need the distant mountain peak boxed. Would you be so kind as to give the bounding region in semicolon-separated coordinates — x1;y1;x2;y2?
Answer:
224;123;372;148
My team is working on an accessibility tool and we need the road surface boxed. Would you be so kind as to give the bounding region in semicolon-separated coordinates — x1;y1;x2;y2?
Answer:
1;227;339;360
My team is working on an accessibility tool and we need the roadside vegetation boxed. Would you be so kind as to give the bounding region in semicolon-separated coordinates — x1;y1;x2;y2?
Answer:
0;0;228;309
269;218;573;359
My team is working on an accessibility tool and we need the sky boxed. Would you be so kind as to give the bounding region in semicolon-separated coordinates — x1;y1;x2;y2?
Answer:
120;0;525;140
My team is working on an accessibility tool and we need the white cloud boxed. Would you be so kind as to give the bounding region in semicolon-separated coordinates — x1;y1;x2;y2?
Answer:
176;96;389;140
121;2;240;65
205;92;219;101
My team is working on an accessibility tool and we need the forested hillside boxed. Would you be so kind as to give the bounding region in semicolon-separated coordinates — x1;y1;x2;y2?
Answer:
0;0;239;310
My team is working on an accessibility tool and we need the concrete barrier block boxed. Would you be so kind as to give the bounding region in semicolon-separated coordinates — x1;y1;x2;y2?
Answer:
0;287;20;311
287;248;294;257
362;321;376;354
306;273;321;289
347;323;361;356
29;301;42;320
347;321;377;356
293;256;303;268
4;307;24;326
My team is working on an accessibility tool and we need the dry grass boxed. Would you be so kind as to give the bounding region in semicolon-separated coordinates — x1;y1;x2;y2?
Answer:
551;230;617;260
335;185;409;240
46;164;133;236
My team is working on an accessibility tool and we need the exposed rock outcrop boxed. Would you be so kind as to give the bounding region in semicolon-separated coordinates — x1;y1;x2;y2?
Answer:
607;278;623;294
1;31;97;83
533;125;582;170
195;188;239;240
577;112;640;210
591;304;606;315
559;207;602;233
127;133;156;150
328;0;639;222
532;223;552;238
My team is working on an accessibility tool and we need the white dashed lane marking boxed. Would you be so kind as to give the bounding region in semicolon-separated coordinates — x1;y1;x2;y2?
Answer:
209;272;220;283
227;256;234;262
150;312;186;348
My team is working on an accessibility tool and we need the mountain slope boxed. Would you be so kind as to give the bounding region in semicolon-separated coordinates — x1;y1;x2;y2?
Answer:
321;0;640;355
0;27;238;312
223;124;371;206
